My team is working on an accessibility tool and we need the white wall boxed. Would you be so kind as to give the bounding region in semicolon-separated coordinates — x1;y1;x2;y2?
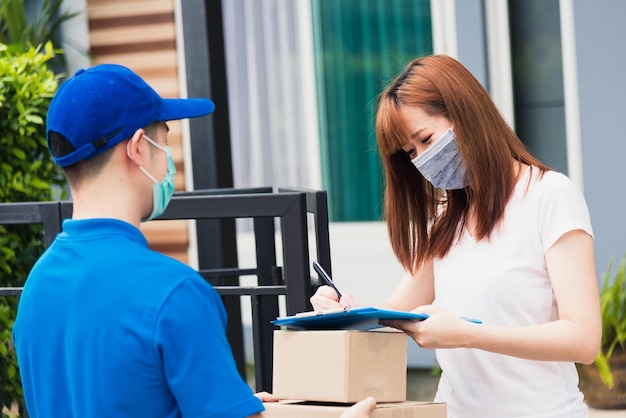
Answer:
59;0;90;73
237;221;436;368
327;222;437;368
570;0;626;273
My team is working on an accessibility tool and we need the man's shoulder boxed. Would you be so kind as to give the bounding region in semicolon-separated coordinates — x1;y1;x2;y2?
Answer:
133;251;211;294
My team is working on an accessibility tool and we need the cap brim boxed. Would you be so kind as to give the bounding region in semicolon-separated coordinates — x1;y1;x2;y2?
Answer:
157;98;215;121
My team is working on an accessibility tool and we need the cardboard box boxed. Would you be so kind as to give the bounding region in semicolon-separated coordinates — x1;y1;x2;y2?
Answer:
272;330;407;403
262;400;446;418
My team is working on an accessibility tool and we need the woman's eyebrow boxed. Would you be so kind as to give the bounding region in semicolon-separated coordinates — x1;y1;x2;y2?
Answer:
409;127;426;140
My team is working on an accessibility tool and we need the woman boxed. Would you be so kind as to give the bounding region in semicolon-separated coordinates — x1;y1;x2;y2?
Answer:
311;55;601;418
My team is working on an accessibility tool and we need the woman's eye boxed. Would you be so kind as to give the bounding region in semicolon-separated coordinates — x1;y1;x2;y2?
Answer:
405;148;416;158
421;135;432;145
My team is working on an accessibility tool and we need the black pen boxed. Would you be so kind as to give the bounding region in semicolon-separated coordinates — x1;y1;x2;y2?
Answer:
312;260;342;299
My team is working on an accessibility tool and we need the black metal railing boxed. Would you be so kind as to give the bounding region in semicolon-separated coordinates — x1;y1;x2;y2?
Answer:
0;187;331;396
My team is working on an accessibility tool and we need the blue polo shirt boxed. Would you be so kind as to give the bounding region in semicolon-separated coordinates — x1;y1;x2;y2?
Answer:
13;218;263;418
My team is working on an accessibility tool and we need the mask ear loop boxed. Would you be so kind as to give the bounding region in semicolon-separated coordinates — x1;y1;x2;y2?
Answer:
142;134;166;151
126;136;159;184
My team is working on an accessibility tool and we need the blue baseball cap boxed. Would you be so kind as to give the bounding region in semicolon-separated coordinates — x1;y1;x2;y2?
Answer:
47;64;215;167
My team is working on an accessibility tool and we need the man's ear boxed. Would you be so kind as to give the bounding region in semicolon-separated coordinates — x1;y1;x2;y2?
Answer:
125;128;146;165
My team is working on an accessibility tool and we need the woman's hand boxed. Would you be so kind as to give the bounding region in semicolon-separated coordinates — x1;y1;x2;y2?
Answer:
310;285;354;311
380;305;477;349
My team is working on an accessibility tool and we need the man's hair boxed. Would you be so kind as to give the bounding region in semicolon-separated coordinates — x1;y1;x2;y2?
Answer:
48;122;158;186
49;131;115;186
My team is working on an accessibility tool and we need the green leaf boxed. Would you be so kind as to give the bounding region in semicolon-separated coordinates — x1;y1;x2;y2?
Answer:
6;363;15;379
594;353;614;389
0;246;15;261
11;147;25;160
15;99;24;113
3;0;28;44
24;113;43;125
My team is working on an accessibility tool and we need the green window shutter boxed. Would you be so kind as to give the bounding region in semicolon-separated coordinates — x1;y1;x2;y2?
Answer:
311;0;433;221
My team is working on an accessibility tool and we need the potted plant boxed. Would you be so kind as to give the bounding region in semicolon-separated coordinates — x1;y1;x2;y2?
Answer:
577;254;626;409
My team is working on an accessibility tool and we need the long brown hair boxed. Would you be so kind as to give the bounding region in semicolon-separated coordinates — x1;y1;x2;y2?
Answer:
375;55;549;273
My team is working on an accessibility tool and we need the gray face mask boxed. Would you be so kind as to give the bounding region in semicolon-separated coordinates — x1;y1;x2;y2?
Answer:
411;128;469;190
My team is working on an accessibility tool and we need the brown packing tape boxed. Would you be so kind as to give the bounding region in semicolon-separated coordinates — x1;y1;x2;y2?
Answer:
352;332;407;402
362;386;388;403
367;330;390;352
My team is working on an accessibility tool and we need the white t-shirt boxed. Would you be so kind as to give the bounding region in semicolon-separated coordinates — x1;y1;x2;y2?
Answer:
433;168;593;418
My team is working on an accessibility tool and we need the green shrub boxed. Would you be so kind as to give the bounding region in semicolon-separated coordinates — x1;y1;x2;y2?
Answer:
0;41;66;417
0;0;81;73
595;254;626;389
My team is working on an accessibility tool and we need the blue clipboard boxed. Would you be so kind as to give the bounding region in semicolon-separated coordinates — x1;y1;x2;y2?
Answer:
271;307;429;331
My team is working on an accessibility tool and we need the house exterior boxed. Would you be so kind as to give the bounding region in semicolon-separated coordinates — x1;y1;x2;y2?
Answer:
60;0;626;367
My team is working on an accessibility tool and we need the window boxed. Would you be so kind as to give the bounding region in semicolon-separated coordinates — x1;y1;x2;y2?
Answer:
509;0;568;174
312;0;433;221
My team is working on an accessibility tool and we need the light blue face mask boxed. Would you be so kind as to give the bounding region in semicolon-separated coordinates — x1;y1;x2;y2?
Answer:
411;128;469;190
133;135;177;221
